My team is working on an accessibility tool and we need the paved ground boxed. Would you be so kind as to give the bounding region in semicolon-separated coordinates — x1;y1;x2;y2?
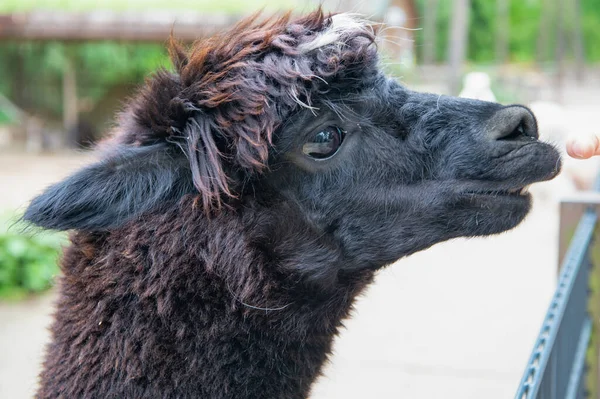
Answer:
0;292;55;399
311;204;558;399
0;152;92;399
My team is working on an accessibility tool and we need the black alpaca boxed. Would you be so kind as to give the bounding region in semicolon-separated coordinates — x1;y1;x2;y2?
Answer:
25;10;561;399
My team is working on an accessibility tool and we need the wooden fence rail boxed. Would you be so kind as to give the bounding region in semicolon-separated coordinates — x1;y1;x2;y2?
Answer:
0;11;238;42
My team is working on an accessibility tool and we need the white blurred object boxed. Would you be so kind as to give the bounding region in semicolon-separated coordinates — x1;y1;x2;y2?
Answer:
529;101;567;145
0;126;11;148
25;116;44;153
459;72;497;102
528;100;600;204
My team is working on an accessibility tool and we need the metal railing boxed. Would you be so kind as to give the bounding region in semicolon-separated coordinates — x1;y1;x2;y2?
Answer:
515;191;600;398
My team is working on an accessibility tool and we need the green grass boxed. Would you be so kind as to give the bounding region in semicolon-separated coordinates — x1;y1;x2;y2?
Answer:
0;0;301;14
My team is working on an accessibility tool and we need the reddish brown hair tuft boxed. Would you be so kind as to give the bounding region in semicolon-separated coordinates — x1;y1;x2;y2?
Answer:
116;9;376;214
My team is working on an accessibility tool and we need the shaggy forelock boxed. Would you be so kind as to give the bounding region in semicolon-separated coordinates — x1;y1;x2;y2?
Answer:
298;13;374;53
117;9;378;213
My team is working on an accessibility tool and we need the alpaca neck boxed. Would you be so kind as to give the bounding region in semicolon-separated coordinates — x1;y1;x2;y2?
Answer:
38;201;374;399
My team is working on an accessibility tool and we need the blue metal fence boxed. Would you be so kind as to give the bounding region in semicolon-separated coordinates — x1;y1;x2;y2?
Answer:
514;209;596;398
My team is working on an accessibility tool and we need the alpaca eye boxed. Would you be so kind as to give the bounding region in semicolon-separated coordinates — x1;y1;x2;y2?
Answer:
302;126;345;160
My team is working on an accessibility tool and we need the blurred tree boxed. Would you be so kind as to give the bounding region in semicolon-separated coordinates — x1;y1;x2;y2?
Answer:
555;0;565;100
467;0;495;62
508;0;542;62
582;0;600;61
0;42;169;122
414;0;599;65
535;0;553;65
495;0;509;64
62;48;78;145
573;0;585;81
0;0;599;140
422;0;439;64
448;0;470;95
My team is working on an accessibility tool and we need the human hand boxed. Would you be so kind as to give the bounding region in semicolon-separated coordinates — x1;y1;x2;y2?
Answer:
566;134;600;159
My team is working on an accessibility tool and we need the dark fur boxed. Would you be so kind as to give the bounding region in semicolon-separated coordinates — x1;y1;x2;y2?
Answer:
25;9;561;399
25;145;195;230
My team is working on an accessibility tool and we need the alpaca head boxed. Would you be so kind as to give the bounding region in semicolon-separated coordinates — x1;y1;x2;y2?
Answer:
25;10;561;274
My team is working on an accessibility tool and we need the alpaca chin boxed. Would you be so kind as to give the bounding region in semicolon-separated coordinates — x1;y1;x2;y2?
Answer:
469;198;532;237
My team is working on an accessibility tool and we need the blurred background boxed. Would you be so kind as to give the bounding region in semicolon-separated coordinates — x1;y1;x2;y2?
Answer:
0;0;599;398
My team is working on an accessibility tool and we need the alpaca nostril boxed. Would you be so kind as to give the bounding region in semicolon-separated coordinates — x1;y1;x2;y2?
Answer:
498;119;532;141
489;106;538;141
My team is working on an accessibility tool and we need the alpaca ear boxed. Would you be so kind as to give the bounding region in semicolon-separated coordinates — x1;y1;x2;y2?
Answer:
24;144;195;231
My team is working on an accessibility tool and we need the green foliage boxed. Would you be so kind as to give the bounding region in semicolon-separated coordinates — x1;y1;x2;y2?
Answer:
467;0;496;63
0;41;171;119
0;213;65;300
415;0;600;64
0;0;299;120
0;109;13;124
0;0;597;125
419;0;452;64
508;0;542;63
582;0;600;61
75;42;171;106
